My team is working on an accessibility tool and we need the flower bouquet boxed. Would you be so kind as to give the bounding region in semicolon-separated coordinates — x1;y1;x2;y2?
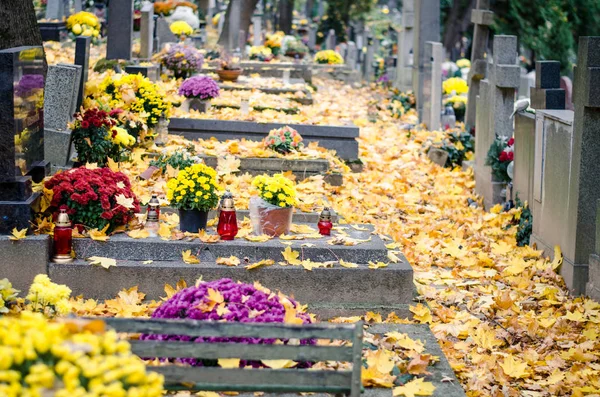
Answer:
248;45;274;62
283;38;309;59
263;126;304;154
444;95;468;122
160;43;204;79
179;75;220;112
45;167;140;232
154;1;174;16
314;50;344;65
443;77;468;95
70;108;135;166
170;20;194;40
250;174;297;236
66;11;101;41
485;136;514;183
265;31;285;56
142;278;313;367
166;163;222;232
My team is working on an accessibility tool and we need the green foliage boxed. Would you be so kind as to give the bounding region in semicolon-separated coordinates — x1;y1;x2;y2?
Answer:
150;146;199;172
388;89;415;118
437;131;474;168
485;137;512;183
317;0;375;44
514;196;533;247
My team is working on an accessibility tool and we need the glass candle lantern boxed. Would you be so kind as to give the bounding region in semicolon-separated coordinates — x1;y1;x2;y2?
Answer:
217;191;238;240
53;209;73;263
318;207;333;236
145;194;160;237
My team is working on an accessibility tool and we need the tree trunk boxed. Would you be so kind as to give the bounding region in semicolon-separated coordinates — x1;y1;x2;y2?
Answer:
277;0;294;34
442;0;476;58
0;0;44;50
218;0;260;47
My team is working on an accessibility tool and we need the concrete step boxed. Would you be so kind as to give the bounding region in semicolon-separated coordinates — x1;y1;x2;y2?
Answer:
72;225;387;263
49;258;415;309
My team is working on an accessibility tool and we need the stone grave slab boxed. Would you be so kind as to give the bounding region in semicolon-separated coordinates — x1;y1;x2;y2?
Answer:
49;224;415;315
0;235;50;292
218;84;314;105
167;118;360;161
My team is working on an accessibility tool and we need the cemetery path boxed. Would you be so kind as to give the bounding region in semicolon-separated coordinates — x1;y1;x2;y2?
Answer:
325;93;597;395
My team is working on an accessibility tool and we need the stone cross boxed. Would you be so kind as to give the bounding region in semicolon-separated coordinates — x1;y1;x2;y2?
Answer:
46;0;65;20
74;36;91;111
412;0;440;121
422;41;443;131
393;0;414;92
106;0;134;60
0;46;47;233
474;35;520;209
140;1;155;59
326;29;336;50
465;0;493;133
530;61;566;110
228;0;242;51
563;36;600;292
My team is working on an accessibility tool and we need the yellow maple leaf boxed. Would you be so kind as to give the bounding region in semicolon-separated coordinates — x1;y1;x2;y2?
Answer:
340;259;359;268
245;234;272;243
88;256;116;269
128;229;149;239
262;359;296;369
365;311;383;323
384;332;425;353
366;349;395;374
89;225;110;242
217;155;241;175
216;256;241;266
106;157;120;172
491;241;512;256
472;325;504;350
551;245;563;270
182;250;200;264
361;365;396;388
393;377;436;397
500;355;529;378
158;223;172;240
388;251;402;263
218;358;240;368
282;246;302;265
9;227;27;241
198;230;220;243
84;162;99;170
290;224;317;234
246;259;275;270
368;261;388;269
410;304;432;324
116;194;135;210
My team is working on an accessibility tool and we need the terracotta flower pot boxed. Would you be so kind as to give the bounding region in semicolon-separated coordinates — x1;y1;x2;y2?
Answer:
257;206;293;237
179;209;209;233
216;69;242;82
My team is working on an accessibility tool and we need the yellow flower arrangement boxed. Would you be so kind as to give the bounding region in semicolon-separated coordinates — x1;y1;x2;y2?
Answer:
443;77;468;95
166;163;222;211
252;174;297;208
66;11;100;38
0;278;19;314
314;50;344;65
249;45;273;61
456;58;471;69
26;274;71;317
265;31;285;51
0;311;164;397
97;73;172;128
170;20;194;38
111;126;136;147
212;12;221;27
444;95;468;108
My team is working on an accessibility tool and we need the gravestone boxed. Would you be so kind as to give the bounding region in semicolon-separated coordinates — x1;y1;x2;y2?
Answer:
474;35;519;209
412;0;440;121
44;64;82;167
156;17;178;49
74;36;91;111
326;29;336;50
465;0;493;133
74;0;83;12
422;41;443;131
363;34;375;81
106;0;134;60
338;43;348;60
393;0;414;92
125;65;160;81
346;42;358;70
228;0;242;51
308;25;317;51
530;61;565;110
428;147;448;167
46;0;65;20
0;46;47;233
139;2;155;59
252;13;263;46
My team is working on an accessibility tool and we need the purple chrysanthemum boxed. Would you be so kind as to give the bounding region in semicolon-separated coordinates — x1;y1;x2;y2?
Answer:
161;43;204;78
179;75;220;100
143;279;314;367
15;74;44;97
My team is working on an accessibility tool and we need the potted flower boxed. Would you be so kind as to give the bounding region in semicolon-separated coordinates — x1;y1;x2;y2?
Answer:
250;174;297;236
444;95;467;122
265;31;285;56
216;57;243;82
263;126;304;154
70;108;136;166
66;11;101;42
169;20;194;40
314;50;344;65
166;163;222;232
160;43;204;79
179;75;220;112
442;77;469;95
248;45;274;62
284;38;308;59
44;167;140;232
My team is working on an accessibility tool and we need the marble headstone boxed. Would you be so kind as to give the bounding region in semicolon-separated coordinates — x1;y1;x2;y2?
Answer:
46;0;65;20
156;17;178;49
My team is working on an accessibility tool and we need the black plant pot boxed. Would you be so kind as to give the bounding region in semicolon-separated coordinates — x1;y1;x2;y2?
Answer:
179;209;209;232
